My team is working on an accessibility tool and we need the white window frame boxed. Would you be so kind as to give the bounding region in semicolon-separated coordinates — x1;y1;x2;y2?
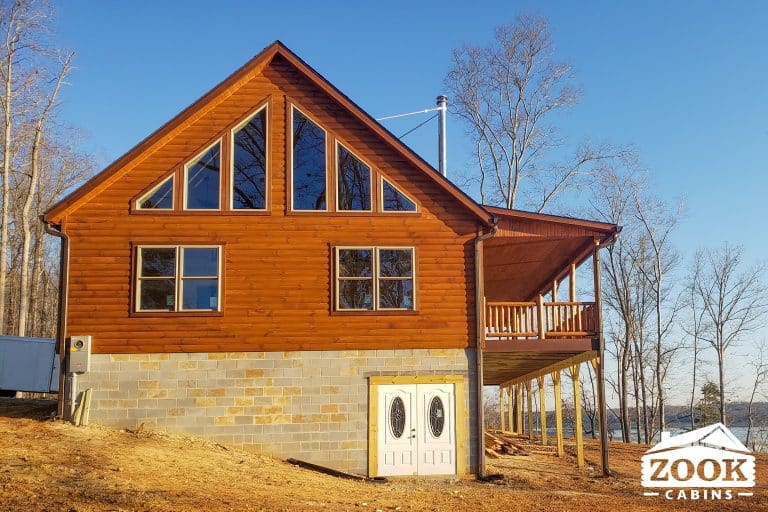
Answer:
379;176;418;213
135;244;222;313
135;174;175;210
230;103;269;211
289;105;329;212
183;140;223;211
335;141;373;213
334;246;416;312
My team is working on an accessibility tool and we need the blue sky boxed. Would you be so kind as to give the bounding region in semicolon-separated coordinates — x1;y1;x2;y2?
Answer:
53;1;768;397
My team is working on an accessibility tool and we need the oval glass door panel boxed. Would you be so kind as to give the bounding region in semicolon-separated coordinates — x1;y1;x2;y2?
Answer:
428;396;445;437
390;396;406;438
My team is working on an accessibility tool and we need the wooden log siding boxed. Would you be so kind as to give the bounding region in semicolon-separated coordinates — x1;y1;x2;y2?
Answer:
484;301;597;341
60;56;482;354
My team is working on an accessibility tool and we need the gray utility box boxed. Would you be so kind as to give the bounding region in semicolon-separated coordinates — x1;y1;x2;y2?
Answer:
68;335;91;374
0;336;60;393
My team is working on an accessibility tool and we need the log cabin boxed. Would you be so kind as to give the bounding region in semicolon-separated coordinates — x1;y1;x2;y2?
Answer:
43;41;619;477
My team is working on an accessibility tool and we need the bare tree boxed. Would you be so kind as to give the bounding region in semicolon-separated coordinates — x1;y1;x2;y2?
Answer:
0;0;28;333
590;164;644;442
685;252;708;430
632;192;682;435
446;14;626;211
694;244;767;425
582;363;599;439
745;340;768;447
0;0;91;337
17;51;71;336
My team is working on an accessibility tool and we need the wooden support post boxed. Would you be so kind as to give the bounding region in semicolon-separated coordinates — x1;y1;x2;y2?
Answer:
537;294;546;339
537;376;547;445
526;380;534;440
499;386;506;432
570;263;577;301
593;242;610;476
507;386;514;433
552;281;559;327
570;364;584;468
515;384;523;435
552;371;564;457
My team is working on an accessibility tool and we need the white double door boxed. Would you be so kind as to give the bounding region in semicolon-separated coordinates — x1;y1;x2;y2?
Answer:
377;383;456;476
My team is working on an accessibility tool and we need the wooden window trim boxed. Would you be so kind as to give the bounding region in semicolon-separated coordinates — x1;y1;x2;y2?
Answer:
133;174;175;212
333;246;417;314
287;101;330;213
131;96;272;216
130;242;225;317
335;140;373;213
379;175;419;214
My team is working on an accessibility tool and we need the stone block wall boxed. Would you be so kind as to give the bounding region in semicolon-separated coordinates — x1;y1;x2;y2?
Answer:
76;348;477;475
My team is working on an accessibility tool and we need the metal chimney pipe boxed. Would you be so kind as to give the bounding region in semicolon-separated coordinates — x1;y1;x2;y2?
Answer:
436;95;448;177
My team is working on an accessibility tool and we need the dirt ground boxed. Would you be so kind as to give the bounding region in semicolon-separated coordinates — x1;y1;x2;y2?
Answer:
1;399;766;512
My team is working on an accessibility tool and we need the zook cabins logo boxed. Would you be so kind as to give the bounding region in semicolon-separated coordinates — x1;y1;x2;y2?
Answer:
641;423;756;501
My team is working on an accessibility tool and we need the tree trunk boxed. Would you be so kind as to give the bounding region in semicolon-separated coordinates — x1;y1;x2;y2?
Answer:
718;345;726;425
28;221;44;335
619;332;631;442
0;16;15;334
655;270;665;436
634;336;650;443
689;334;698;430
631;351;642;443
17;54;71;336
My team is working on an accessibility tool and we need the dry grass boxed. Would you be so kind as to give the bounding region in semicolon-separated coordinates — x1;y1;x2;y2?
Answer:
0;399;765;511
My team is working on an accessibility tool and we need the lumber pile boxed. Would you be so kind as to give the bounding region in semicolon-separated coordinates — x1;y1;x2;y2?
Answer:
484;430;530;457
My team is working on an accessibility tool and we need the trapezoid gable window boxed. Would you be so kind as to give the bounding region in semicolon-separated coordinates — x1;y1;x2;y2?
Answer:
136;175;174;210
135;245;222;313
291;106;327;211
231;105;268;210
184;141;221;210
336;143;371;211
381;177;417;213
335;246;415;311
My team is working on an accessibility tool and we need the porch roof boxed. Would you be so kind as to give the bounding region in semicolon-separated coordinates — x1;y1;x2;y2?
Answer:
483;206;620;302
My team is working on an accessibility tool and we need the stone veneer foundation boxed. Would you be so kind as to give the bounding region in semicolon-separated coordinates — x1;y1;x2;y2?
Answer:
76;348;477;475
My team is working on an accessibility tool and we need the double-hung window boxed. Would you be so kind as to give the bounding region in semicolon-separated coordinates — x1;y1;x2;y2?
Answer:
135;245;222;313
335;247;415;311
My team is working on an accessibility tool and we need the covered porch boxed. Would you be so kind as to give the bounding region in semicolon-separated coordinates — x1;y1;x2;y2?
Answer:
477;206;620;474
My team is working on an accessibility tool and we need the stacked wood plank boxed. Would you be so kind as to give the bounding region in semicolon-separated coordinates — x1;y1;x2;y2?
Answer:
484;430;530;457
485;430;564;458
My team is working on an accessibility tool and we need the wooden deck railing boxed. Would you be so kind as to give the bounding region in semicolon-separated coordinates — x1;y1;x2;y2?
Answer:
485;300;597;340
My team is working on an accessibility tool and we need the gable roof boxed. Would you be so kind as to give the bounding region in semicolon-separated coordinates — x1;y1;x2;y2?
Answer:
644;423;751;455
43;41;494;226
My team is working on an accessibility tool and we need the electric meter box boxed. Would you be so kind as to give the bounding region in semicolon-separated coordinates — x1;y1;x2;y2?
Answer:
68;335;91;374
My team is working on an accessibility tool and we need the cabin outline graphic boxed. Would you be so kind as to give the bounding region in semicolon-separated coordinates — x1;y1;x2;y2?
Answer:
641;423;756;489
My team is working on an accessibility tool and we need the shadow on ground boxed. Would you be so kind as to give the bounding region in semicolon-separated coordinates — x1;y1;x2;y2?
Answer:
0;397;57;420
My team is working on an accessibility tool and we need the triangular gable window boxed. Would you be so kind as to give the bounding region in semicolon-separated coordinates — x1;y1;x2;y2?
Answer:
381;177;416;212
337;143;371;211
184;141;221;210
137;175;174;210
291;106;327;211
